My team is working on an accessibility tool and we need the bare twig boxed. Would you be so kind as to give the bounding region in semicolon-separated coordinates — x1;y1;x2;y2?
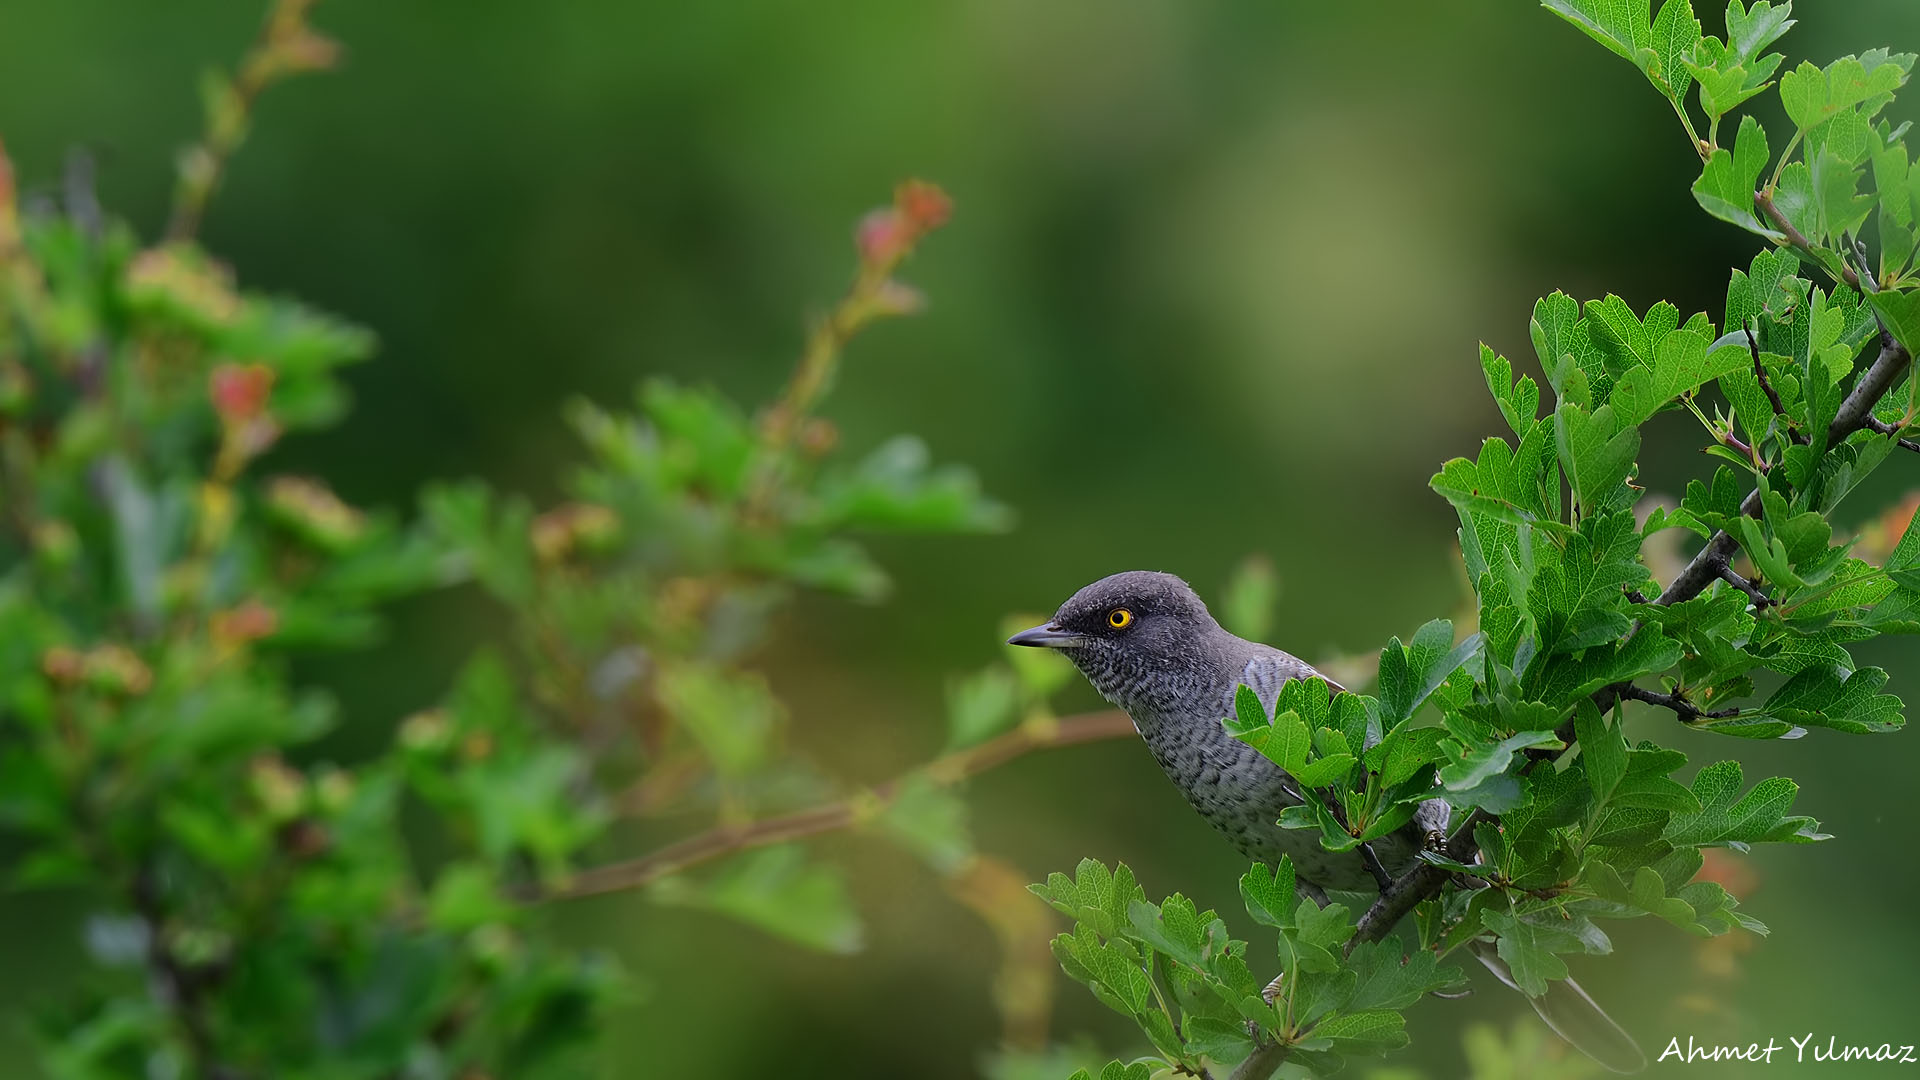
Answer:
1613;683;1741;722
1743;320;1788;418
1862;415;1920;454
549;710;1134;901
1717;564;1771;609
1356;842;1394;892
166;0;339;243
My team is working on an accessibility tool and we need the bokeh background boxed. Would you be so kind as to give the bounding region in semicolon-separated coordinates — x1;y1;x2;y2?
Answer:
3;1;1918;1076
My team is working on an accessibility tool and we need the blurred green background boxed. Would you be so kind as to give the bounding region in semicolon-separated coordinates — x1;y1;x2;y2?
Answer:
3;1;1918;1076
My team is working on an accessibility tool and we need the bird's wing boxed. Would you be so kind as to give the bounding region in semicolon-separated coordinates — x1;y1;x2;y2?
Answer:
1236;646;1347;717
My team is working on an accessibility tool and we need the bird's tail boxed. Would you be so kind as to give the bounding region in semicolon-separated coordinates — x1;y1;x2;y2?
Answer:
1469;939;1647;1074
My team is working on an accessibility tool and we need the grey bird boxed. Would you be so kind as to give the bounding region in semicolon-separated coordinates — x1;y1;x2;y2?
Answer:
1010;570;1645;1073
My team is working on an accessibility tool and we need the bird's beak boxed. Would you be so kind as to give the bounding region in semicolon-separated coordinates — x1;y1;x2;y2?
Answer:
1007;623;1089;649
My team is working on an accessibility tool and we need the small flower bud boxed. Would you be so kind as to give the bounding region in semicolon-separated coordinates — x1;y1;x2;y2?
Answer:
313;766;356;815
894;179;952;231
83;644;153;696
855;208;913;266
398;709;452;752
209;363;274;425
266;476;366;549
41;646;84;684
798;417;839;458
250;756;309;822
212;600;279;648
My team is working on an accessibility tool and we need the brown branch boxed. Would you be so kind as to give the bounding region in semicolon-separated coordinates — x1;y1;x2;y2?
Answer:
1743;320;1788;418
549;710;1134;901
1756;188;1861;290
1226;1041;1293;1080
1862;416;1920;454
1351;808;1486;948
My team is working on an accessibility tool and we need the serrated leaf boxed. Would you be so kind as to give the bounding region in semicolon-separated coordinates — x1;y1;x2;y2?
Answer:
1693;115;1779;237
1480;907;1572;997
1345;941;1468;1011
1661;760;1828;847
1377;620;1482;729
1761;664;1905;733
1439;730;1564;791
1240;859;1297;928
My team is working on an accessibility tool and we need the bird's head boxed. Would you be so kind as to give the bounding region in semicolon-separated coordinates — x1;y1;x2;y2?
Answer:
1007;570;1225;705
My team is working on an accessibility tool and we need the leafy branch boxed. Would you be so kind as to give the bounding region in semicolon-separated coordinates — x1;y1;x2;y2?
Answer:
1056;4;1920;1076
551;709;1134;900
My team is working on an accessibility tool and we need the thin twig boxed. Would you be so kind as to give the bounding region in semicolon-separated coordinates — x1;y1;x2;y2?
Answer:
1356;843;1394;892
1613;683;1741;722
1744;320;1787;418
1862;416;1920;454
1717;564;1771;609
1756;189;1861;290
549;710;1134;901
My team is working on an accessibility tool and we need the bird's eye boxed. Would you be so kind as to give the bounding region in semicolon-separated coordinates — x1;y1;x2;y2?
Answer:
1107;608;1133;629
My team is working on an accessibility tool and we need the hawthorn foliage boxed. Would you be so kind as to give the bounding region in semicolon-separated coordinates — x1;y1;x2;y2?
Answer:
1052;3;1920;1078
0;3;1021;1076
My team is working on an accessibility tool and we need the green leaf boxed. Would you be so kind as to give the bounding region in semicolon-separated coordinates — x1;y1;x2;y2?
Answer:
1312;1009;1410;1054
1364;725;1448;789
1480;908;1570;997
654;661;784;777
1065;1064;1154;1080
1693;115;1780;237
1377;620;1482;729
1125;894;1212;970
1049;925;1152;1016
1289;897;1356;973
1760;664;1905;734
1482;344;1542;436
1030;859;1147;940
649;846;863;954
1227;691;1311;776
426;862;515;931
1724;0;1794;65
1661;760;1828;848
1438;730;1564;791
814;435;1012;533
1868;288;1920;356
946;666;1019;749
1345;941;1468;1010
1543;0;1699;103
876;776;973;872
1575;700;1627;805
1542;0;1656;65
1294;752;1357;790
1240;859;1298;928
1555;401;1641;517
1532;291;1609;404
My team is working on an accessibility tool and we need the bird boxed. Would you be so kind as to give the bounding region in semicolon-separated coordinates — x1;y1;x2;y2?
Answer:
1009;569;1646;1073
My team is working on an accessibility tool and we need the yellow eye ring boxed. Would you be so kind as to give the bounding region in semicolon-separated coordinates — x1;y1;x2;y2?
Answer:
1107;608;1133;629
